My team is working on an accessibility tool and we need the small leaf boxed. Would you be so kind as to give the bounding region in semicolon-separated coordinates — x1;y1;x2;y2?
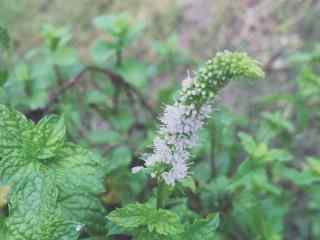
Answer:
90;39;115;63
238;132;256;154
262;111;294;133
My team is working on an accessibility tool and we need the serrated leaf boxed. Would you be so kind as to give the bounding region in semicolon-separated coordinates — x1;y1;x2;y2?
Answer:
50;145;106;232
0;109;66;183
6;173;80;240
0;105;105;238
35;116;66;160
0;105;34;183
107;203;184;236
183;213;220;240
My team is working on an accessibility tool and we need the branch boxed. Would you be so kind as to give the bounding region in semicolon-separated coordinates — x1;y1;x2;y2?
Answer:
46;66;156;118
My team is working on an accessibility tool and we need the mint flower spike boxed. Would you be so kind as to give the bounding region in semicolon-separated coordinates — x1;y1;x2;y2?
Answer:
132;50;265;185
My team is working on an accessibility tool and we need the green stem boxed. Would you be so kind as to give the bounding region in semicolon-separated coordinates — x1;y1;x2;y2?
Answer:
210;120;217;178
116;47;122;67
156;181;166;209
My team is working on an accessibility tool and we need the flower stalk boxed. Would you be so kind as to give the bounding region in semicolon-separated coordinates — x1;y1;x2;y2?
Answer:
133;51;264;187
156;181;166;209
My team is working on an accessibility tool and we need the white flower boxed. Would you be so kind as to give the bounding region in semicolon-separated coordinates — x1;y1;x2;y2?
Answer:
134;99;212;185
160;105;186;134
153;137;172;162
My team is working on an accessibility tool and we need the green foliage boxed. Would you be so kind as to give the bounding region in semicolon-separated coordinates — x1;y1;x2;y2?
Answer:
0;105;105;239
107;203;184;236
92;14;144;64
182;213;219;240
0;13;320;240
107;203;219;240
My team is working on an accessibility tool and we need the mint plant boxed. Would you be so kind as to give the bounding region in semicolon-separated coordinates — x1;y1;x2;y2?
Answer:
0;105;105;239
92;14;144;66
2;18;320;238
0;50;265;239
107;51;265;239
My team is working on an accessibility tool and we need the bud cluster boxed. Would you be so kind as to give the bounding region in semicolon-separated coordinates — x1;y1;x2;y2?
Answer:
180;51;265;107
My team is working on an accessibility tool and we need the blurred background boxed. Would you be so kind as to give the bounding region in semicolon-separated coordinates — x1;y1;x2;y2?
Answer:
1;0;320;239
1;0;320;111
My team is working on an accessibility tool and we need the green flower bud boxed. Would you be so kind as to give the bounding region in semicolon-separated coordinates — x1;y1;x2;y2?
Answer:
180;50;265;106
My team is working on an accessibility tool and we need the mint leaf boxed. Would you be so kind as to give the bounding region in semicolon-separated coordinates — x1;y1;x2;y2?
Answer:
107;203;184;237
183;213;220;240
0;105;33;183
51;145;106;232
33;116;66;160
6;172;79;240
107;203;220;239
0;105;105;239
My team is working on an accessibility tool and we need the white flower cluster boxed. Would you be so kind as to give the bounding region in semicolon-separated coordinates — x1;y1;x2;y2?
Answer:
132;51;265;185
133;77;213;185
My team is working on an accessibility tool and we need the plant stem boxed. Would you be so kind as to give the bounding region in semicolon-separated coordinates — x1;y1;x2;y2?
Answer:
156;181;166;209
210;120;217;177
116;48;122;67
